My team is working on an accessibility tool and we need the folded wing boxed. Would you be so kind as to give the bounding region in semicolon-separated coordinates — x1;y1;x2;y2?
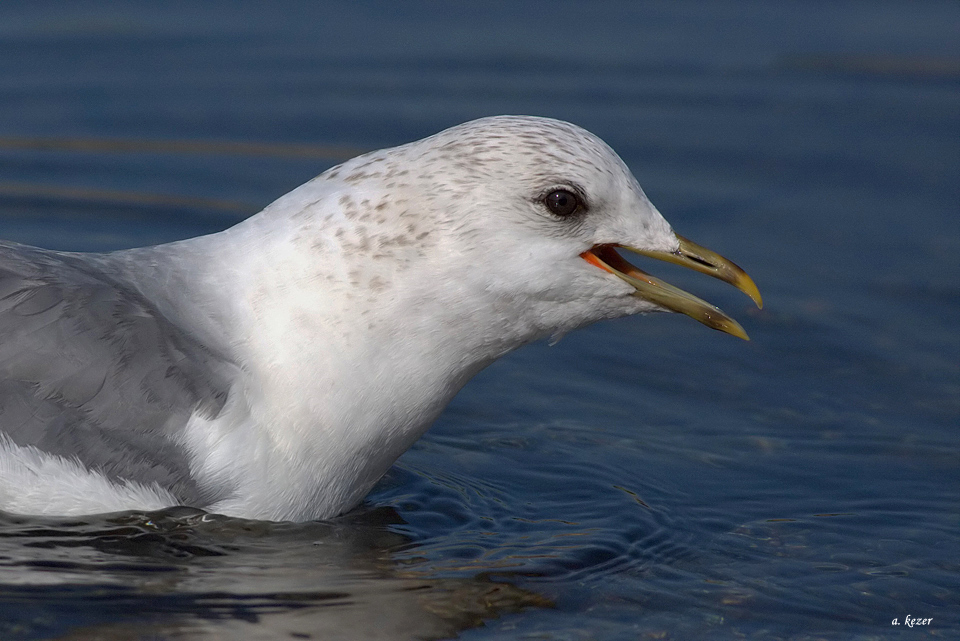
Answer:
0;241;232;507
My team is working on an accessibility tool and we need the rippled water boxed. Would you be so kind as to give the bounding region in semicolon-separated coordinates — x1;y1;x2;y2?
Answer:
0;1;957;639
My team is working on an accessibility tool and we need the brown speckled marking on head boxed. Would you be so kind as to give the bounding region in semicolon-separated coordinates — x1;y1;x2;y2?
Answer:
367;275;388;293
268;116;662;308
291;198;324;221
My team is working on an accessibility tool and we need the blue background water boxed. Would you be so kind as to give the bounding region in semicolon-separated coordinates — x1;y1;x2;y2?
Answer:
0;1;957;639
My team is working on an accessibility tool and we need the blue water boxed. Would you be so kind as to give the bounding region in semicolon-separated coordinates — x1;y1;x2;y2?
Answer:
0;1;957;639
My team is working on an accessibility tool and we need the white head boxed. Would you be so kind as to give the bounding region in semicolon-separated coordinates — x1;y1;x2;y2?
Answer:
401;116;676;333
282;115;760;351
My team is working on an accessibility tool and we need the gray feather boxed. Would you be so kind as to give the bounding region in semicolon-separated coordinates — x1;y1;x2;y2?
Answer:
0;241;232;507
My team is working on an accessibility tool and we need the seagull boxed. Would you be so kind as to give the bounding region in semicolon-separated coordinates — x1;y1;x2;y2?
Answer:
0;116;761;522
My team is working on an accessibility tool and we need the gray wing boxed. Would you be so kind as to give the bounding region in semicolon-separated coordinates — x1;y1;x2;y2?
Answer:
0;241;231;506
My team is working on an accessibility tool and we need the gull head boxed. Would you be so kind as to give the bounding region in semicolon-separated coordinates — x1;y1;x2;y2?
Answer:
321;115;762;345
258;114;762;376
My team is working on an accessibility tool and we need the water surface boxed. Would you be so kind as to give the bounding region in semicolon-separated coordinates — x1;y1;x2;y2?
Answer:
0;1;957;639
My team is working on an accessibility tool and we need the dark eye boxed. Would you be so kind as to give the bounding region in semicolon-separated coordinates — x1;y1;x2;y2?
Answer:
543;189;583;217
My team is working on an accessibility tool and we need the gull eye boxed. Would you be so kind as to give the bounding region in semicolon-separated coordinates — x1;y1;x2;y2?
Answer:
543;189;583;217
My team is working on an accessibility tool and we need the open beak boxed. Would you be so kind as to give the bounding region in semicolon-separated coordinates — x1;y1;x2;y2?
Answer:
580;235;762;340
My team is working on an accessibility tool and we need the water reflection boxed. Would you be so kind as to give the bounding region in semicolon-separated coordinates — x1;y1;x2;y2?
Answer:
0;507;549;640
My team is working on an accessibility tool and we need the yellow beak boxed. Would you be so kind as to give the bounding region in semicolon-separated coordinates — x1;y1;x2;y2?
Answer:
580;235;762;340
